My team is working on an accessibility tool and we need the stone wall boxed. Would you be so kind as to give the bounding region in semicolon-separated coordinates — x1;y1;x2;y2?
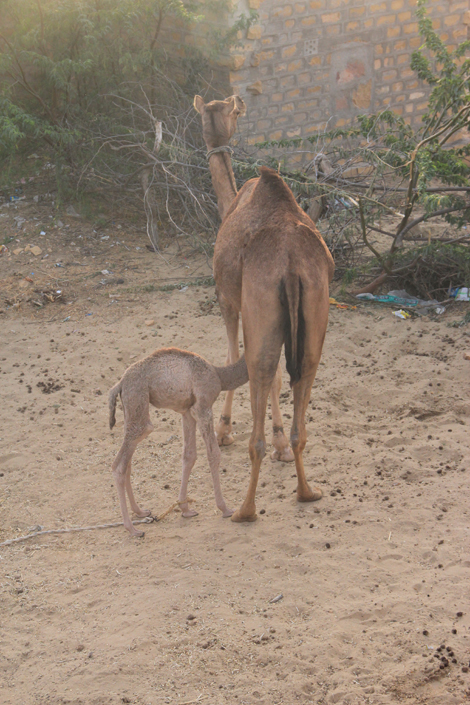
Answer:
227;0;470;158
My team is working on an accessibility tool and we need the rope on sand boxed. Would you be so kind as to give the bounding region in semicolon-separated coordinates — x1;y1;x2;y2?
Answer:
0;498;194;547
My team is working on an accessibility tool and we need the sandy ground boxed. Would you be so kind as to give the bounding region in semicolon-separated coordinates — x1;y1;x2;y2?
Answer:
1;186;470;705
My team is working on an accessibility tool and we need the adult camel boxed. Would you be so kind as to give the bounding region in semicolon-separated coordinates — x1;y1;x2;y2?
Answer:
194;94;334;522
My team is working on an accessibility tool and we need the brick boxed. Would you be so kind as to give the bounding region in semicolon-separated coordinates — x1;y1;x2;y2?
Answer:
271;92;283;101
288;59;303;71
274;116;289;125
336;95;348;110
432;18;441;29
294;2;306;11
298;72;311;84
349;6;365;16
309;0;324;8
392;81;403;91
392;106;404;115
247;81;263;95
321;11;341;22
397;53;410;64
281;102;295;111
280;75;296;87
370;2;387;12
248;0;260;7
365;19;374;28
406;80;419;89
273;5;293;17
387;26;401;37
247;25;263;39
352;79;372;109
307;85;322;93
346;21;360;31
275;63;287;73
286;88;301;98
391;0;404;8
383;70;398;80
381;97;391;106
293;112;307;123
258;50;275;61
246;134;265;145
269;130;283;140
409;37;422;48
282;44;298;58
374;59;381;69
377;14;396;25
230;54;246;70
375;44;384;54
325;24;341;35
335;117;351;127
257;119;271;130
417;102;428;110
301;16;316;26
410;91;425;100
444;14;460;26
378;85;390;94
394;40;406;50
464;11;470;24
287;126;302;137
309;55;322;66
403;22;418;34
405;103;414;113
285;19;295;28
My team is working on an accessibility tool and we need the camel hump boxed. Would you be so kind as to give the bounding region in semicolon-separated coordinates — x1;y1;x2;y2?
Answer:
257;167;298;207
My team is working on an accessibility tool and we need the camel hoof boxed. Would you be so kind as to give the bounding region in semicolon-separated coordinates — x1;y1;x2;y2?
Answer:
222;507;234;518
134;508;152;518
217;433;235;447
271;447;295;462
231;509;257;523
297;487;322;502
182;509;199;518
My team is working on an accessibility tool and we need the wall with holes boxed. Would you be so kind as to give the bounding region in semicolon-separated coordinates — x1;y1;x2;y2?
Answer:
227;0;469;160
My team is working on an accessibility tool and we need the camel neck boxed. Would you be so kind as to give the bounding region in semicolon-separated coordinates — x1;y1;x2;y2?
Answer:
208;151;238;220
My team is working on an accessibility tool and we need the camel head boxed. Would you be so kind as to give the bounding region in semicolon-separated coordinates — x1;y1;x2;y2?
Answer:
193;95;246;150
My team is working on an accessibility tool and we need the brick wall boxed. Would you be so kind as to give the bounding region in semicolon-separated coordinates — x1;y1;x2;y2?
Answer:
226;0;470;159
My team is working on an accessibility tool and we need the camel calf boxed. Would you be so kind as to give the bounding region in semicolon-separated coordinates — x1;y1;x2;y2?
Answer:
109;347;248;536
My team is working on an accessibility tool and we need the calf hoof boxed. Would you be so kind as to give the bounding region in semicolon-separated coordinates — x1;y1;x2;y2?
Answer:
297;486;322;502
222;507;234;518
134;508;152;518
182;509;199;518
271;446;294;462
217;433;234;447
128;528;145;538
231;508;257;523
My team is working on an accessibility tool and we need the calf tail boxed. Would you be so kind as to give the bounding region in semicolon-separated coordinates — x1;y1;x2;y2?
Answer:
109;382;122;430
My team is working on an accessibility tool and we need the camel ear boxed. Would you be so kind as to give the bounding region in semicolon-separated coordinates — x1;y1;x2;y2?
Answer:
233;95;246;116
193;95;205;114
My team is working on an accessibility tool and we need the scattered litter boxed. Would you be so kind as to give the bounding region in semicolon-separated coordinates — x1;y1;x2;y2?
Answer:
145;319;155;326
101;269;111;275
101;235;109;240
269;594;283;604
66;205;81;218
57;220;64;228
393;310;411;319
357;289;445;314
179;286;189;292
0;244;8;254
453;287;470;302
33;195;39;202
55;263;64;267
63;316;71;322
329;297;356;310
40;231;46;235
85;312;93;316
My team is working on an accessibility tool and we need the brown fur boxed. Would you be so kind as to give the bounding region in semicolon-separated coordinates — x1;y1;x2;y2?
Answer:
194;95;335;522
109;348;248;536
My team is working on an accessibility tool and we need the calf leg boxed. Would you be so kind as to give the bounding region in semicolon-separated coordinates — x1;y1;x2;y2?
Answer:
195;406;233;517
216;302;239;446
178;411;198;518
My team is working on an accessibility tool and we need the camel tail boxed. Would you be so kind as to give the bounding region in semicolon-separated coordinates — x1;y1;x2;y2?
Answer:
280;274;305;387
108;382;122;430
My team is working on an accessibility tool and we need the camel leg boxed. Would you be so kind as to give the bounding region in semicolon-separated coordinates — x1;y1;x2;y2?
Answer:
178;411;199;518
270;363;295;463
112;422;153;537
126;458;152;518
291;374;322;502
216;302;239;446
195;406;233;518
231;377;272;523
